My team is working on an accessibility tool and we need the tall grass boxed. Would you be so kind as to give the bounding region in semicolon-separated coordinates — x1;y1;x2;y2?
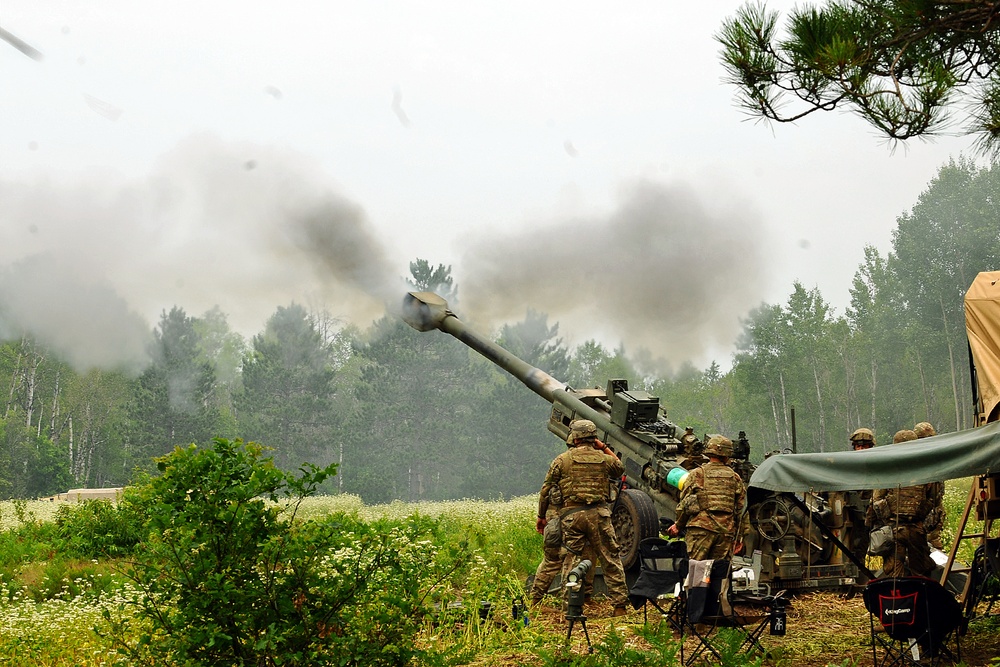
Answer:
0;480;988;666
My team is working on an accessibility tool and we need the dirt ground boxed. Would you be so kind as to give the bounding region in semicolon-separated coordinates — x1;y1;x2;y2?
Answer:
524;591;1000;666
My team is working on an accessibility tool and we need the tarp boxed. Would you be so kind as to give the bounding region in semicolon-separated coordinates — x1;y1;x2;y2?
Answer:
966;270;1000;425
749;420;1000;492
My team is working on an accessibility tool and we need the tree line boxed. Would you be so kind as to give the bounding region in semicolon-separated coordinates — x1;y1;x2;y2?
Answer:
2;157;999;502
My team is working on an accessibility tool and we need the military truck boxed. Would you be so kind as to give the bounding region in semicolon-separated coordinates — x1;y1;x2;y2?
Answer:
402;291;858;593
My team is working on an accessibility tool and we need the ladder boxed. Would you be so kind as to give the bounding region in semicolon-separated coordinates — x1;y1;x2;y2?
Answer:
939;475;999;617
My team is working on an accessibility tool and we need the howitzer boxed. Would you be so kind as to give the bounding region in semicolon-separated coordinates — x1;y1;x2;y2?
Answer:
402;291;859;592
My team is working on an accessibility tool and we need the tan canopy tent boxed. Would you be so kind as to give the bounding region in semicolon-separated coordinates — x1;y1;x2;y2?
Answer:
966;270;1000;426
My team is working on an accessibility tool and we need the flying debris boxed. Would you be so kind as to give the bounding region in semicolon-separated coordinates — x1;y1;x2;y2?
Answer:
83;93;123;121
391;86;411;128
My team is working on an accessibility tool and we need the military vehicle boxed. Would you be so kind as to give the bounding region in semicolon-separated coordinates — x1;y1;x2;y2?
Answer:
402;291;858;593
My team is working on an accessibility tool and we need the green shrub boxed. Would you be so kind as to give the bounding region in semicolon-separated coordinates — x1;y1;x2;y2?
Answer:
102;437;472;667
54;497;146;558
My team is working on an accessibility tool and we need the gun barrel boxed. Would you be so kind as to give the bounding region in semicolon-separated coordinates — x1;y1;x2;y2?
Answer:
402;292;566;403
403;291;666;457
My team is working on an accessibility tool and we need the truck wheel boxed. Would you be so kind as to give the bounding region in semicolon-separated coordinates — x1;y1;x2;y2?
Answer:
612;488;659;569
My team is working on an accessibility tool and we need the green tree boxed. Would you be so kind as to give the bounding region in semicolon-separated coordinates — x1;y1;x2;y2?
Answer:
847;245;931;444
567;340;639;392
718;2;1000;151
193;305;246;433
650;361;736;441
0;417;72;498
731;302;791;450
783;282;843;451
465;310;571;499
343;261;487;502
238;303;342;471
59;368;133;487
126;307;220;470
890;157;1000;430
408;259;456;302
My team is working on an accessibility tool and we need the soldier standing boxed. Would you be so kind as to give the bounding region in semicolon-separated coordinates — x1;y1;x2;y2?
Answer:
867;429;937;577
914;421;946;550
666;435;749;561
540;419;630;617
845;428;876;570
532;430;595;606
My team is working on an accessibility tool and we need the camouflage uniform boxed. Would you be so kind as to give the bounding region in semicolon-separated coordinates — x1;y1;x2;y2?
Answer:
541;421;629;611
846;428;876;569
914;422;946;550
867;429;937;577
532;485;595;604
674;436;749;561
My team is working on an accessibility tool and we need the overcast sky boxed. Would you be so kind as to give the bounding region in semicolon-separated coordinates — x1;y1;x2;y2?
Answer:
0;2;971;372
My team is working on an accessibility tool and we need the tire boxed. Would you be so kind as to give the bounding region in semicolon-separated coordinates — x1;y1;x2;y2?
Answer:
612;488;659;570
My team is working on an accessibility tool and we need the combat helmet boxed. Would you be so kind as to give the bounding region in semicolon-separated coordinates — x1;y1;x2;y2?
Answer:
849;427;875;449
914;422;936;439
892;429;918;444
704;435;734;458
568;419;598;443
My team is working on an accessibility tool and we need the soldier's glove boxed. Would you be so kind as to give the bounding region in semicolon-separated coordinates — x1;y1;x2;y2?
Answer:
536;517;547;534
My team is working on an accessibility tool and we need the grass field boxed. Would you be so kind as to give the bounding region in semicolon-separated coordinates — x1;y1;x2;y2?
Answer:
0;479;996;666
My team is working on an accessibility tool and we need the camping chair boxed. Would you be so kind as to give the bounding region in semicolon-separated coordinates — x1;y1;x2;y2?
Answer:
862;576;963;666
627;539;723;665
692;559;786;664
628;538;688;629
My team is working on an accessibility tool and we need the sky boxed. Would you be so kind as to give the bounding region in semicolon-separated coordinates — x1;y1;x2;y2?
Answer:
0;1;973;374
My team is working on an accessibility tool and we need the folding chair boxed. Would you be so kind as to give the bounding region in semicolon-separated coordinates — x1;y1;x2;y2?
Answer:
692;559;786;664
682;558;731;665
627;539;723;665
862;576;963;666
628;538;687;629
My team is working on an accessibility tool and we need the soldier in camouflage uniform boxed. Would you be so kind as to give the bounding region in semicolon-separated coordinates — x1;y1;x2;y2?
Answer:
540;419;629;617
845;428;876;570
532;430;595;606
914;421;946;550
867;429;937;577
666;435;749;561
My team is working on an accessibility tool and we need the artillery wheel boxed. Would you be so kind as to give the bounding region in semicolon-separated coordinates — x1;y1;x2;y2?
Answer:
753;497;792;541
612;489;659;570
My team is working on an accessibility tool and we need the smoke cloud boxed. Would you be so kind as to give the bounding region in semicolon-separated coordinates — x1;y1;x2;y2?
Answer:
1;136;771;374
458;180;769;371
0;134;402;372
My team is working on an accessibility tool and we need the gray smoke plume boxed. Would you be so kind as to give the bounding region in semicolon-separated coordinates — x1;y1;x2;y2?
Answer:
1;135;770;374
458;180;769;371
0;134;401;371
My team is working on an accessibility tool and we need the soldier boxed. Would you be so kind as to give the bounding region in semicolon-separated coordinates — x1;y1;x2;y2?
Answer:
666;435;749;561
914;421;946;550
845;428;876;569
867;429;937;577
532;430;595;606
539;419;629;617
849;427;875;452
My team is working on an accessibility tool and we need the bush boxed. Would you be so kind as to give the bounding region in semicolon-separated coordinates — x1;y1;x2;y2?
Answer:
54;496;146;559
103;438;470;667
